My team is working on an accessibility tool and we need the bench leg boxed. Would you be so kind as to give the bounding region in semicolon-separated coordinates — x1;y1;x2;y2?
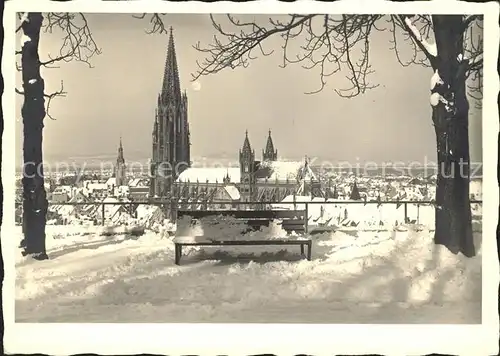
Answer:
307;242;312;261
300;244;305;257
175;244;182;265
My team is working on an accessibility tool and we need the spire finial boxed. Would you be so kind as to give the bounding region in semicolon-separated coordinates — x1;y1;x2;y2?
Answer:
161;24;181;101
245;129;248;138
268;129;271;136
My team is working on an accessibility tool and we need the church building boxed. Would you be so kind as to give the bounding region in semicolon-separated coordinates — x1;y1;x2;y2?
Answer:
114;136;127;187
149;28;191;198
145;28;330;209
174;129;326;209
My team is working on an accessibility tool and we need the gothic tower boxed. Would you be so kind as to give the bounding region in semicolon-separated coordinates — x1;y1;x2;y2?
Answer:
239;130;256;202
114;136;126;187
150;28;191;198
262;129;278;161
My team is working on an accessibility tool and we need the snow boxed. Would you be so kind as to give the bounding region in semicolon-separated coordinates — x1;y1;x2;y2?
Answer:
224;185;240;200
20;34;31;46
176;167;240;183
262;160;311;181
175;215;292;241
105;177;116;187
404;16;437;57
404;17;422;41
15;219;481;323
430;70;444;90
430;92;444;107
423;41;438;57
469;53;483;65
20;12;29;24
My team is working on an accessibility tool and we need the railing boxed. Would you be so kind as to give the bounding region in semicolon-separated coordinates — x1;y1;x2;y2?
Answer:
15;199;483;227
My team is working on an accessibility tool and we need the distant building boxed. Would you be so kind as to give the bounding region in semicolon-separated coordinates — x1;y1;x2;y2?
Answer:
114;137;127;187
51;186;70;203
349;181;361;200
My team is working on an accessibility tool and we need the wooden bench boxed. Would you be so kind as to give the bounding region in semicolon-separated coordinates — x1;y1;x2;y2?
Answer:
174;209;312;265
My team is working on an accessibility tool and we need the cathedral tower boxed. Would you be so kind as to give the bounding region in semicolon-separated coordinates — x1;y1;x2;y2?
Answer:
114;136;126;187
150;28;191;198
262;129;278;161
239;130;256;202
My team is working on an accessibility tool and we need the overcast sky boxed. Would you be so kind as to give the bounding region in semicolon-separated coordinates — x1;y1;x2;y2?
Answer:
15;13;482;165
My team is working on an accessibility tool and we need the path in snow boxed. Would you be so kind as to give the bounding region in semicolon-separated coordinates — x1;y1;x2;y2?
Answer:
15;226;481;323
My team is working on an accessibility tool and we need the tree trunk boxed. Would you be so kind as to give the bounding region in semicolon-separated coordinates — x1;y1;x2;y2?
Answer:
431;15;475;257
19;13;48;260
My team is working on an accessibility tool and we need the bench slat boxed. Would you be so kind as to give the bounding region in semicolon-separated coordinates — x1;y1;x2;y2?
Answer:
174;238;311;246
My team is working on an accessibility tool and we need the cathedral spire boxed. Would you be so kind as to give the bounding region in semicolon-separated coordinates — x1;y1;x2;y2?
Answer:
242;130;252;155
117;136;124;163
161;27;181;103
263;129;277;161
115;136;126;186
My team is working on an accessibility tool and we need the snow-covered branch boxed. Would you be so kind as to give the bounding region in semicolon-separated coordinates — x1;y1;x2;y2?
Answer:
402;16;438;61
16;12;30;33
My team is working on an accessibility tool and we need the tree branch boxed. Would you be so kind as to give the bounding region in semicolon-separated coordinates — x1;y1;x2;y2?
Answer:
462;15;480;31
133;13;169;34
44;80;67;120
41;12;101;68
191;14;385;97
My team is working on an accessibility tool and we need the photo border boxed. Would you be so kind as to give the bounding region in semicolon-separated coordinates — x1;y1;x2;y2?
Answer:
1;0;499;354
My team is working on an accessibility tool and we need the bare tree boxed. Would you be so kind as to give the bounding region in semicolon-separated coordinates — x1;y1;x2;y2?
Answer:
16;12;100;259
184;14;483;257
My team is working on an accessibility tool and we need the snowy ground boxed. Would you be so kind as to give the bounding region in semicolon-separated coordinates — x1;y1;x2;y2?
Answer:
16;223;481;323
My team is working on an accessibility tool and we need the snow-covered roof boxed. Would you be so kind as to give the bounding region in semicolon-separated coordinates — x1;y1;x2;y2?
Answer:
50;204;75;216
128;178;142;187
224;185;240;200
176;167;240;183
261;161;302;181
260;160;318;182
53;185;72;194
105;177;116;187
69;191;88;203
86;183;108;191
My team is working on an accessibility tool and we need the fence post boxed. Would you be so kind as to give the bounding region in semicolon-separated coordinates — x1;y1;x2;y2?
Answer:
304;202;309;234
171;197;176;221
404;202;408;223
101;203;105;225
